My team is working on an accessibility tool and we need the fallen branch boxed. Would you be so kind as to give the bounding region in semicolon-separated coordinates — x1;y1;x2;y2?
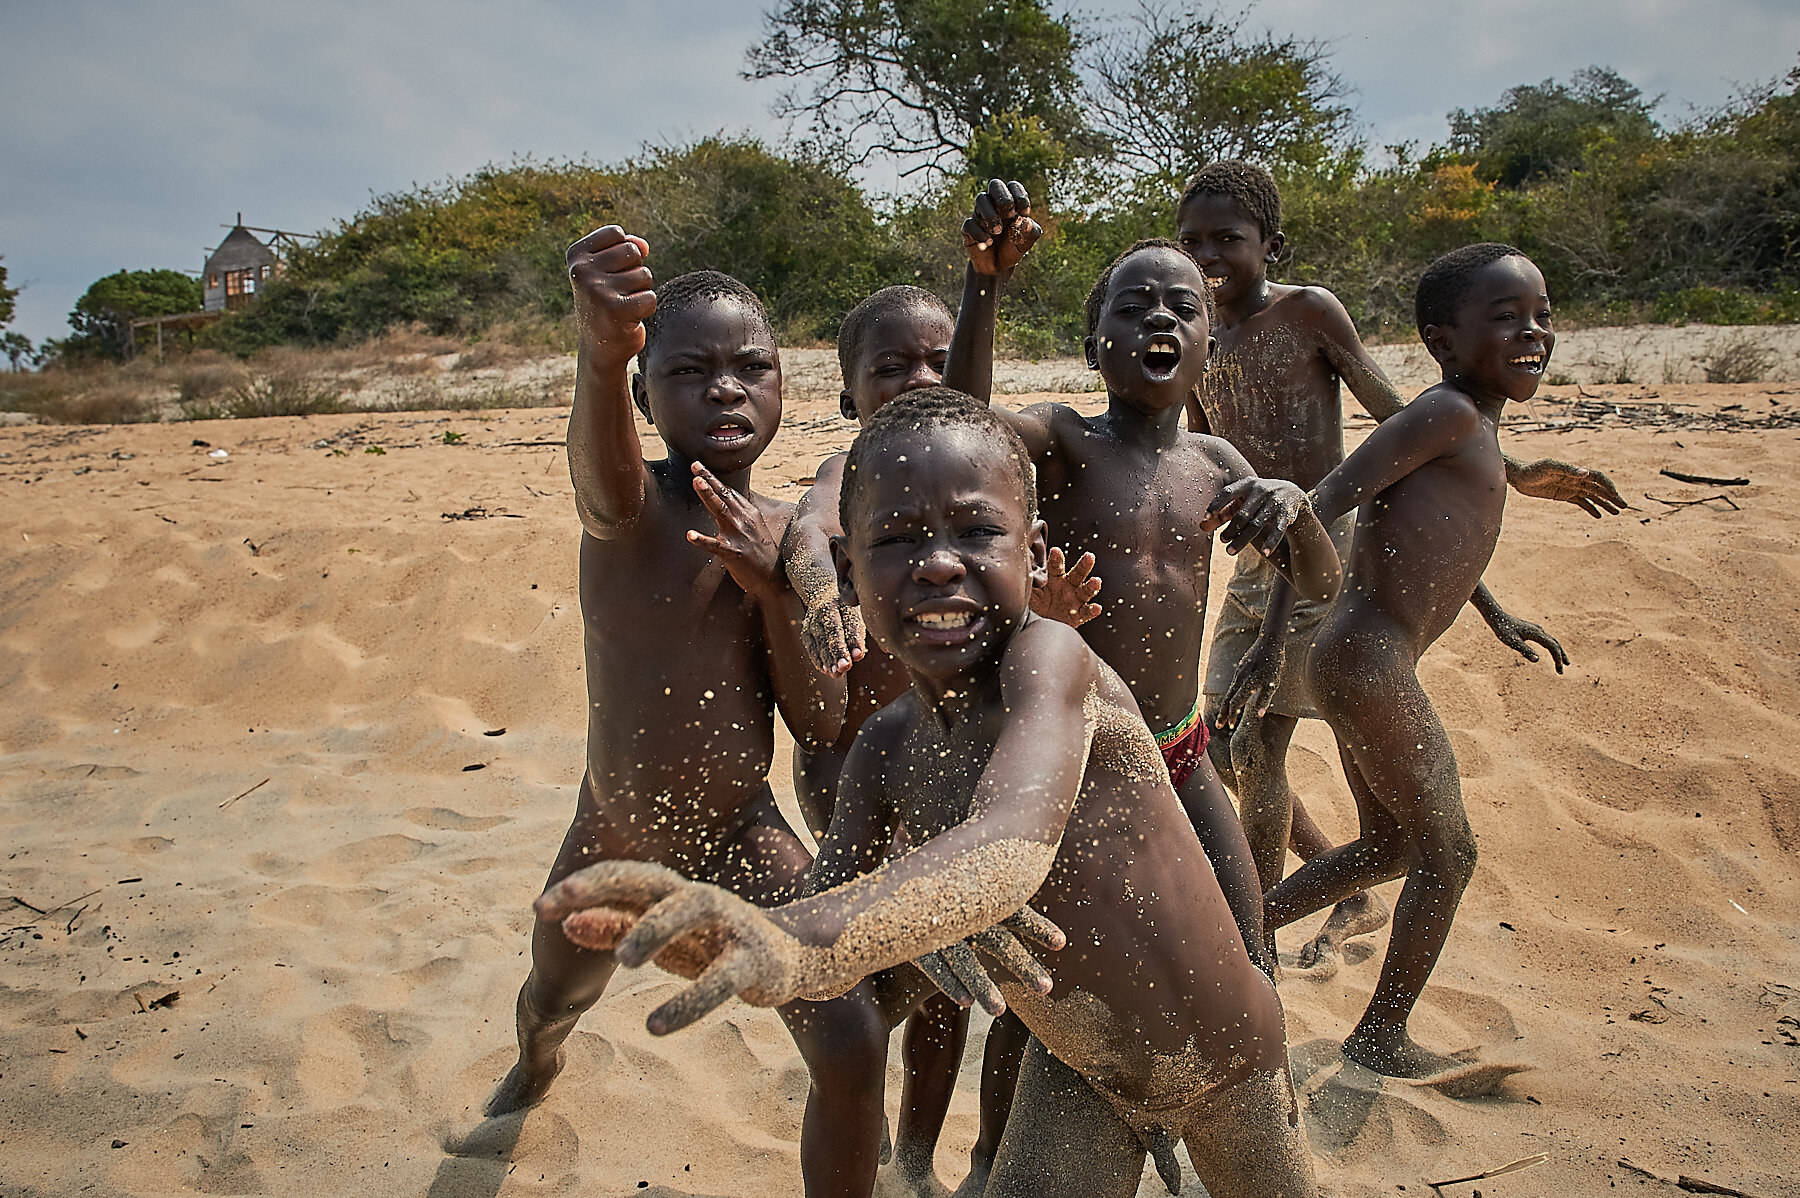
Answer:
1429;1151;1549;1192
1679;1179;1767;1198
442;507;525;521
220;777;270;809
1660;468;1749;487
1644;492;1741;512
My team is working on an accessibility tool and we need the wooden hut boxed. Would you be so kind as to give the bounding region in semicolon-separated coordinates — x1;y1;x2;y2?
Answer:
202;215;279;312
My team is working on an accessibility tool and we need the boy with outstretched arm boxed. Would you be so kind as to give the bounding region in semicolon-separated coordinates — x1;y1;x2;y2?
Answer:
782;261;1101;1198
1176;162;1627;971
484;224;891;1198
538;387;1333;1197
1180;165;1634;971
1262;243;1564;1078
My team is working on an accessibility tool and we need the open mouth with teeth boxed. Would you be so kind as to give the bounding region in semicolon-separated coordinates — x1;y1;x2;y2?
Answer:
906;606;984;646
1508;350;1547;374
706;416;756;447
1142;334;1182;381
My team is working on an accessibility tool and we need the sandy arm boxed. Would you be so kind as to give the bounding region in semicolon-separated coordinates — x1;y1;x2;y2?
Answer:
1309;289;1623;516
1308;387;1482;526
535;619;1095;1031
564;226;656;540
779;453;866;678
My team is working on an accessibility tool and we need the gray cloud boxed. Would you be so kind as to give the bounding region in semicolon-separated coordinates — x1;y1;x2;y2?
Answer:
3;1;1794;342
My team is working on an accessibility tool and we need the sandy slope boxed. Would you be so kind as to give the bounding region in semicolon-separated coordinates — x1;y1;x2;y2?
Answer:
1;379;1797;1197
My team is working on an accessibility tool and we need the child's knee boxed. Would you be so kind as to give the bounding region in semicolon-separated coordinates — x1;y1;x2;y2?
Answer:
797;1002;888;1097
1421;820;1478;882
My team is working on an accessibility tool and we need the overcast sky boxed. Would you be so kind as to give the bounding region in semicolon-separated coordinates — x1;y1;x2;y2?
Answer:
3;1;1796;343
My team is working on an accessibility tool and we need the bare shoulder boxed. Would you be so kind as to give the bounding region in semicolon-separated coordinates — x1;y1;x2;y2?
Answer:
1183;429;1256;479
813;450;849;488
1017;398;1084;439
752;490;798;527
1404;382;1485;433
855;690;924;759
1272;283;1360;340
1000;616;1100;700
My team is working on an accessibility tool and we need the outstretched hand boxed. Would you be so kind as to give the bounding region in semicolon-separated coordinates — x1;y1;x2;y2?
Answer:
687;462;783;598
962;179;1043;277
567;225;655;363
1486;610;1570;673
1504;456;1628;518
1202;477;1308;558
539;861;804;1035
801;597;867;678
915;906;1066;1016
1221;633;1287;730
1030;547;1103;628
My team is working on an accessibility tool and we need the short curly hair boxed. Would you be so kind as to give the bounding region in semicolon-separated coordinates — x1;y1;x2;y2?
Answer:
1084;239;1215;338
1414;243;1530;337
641;270;774;363
837;285;952;384
839;387;1037;532
1180;160;1282;240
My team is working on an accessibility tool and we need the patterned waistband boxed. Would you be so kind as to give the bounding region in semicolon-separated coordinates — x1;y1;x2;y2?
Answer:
1152;696;1204;749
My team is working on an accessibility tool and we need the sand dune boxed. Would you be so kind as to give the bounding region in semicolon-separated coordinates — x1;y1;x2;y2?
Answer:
1;378;1796;1196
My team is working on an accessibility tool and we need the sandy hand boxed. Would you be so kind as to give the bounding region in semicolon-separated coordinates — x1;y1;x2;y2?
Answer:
1504;456;1627;518
962;179;1043;277
801;596;867;677
1222;632;1286;729
687;462;783;597
915;906;1067;1016
1030;547;1103;628
567;225;655;363
1486;609;1569;673
539;861;807;1034
1202;477;1308;558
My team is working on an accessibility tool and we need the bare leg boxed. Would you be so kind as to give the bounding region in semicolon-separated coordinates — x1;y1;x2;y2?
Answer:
723;791;890;1198
979;1035;1145;1198
887;994;969;1198
1176;755;1272;976
486;791;621;1117
1272;635;1477;1078
953;1010;1028;1198
1228;710;1301;903
1180;1065;1319;1198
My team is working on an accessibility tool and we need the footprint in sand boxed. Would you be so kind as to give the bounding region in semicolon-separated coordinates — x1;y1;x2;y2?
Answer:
403;805;510;832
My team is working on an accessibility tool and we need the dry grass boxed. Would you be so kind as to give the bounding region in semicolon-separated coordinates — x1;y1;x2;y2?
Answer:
1701;330;1777;384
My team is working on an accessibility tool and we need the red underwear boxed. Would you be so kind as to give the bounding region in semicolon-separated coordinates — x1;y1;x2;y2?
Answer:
1155;702;1210;790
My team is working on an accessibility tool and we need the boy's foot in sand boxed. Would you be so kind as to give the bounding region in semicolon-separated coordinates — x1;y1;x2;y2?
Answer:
1292;890;1391;980
1342;1023;1464;1079
877;1156;953;1198
482;1049;564;1117
949;1159;991;1198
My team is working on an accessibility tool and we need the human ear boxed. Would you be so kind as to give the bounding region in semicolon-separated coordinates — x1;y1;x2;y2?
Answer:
1206;335;1218;367
1027;519;1049;589
830;535;860;607
1264;232;1286;264
839;389;858;421
1422;324;1454;367
1083;335;1099;370
631;372;653;424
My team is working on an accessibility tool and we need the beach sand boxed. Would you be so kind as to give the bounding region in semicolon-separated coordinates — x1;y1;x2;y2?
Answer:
2;376;1796;1196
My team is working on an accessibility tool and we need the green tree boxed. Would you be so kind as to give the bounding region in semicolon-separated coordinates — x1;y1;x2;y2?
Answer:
1086;2;1354;181
0;256;17;329
58;268;201;361
1448;66;1659;188
747;0;1093;179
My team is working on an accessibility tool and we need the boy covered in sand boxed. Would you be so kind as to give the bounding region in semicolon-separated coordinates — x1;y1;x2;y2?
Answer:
1175;162;1626;968
484;224;892;1197
782;272;1099;1198
537;386;1336;1197
1262;243;1568;1077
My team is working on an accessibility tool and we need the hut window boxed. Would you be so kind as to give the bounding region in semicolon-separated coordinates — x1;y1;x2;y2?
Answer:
225;271;244;297
208;273;219;289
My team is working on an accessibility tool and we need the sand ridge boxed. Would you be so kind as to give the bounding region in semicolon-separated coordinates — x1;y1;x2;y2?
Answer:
1;379;1797;1195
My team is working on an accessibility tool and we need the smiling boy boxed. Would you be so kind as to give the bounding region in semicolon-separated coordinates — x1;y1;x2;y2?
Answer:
1176;163;1624;971
536;387;1326;1197
1261;243;1565;1077
781;268;1102;1198
482;225;890;1198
